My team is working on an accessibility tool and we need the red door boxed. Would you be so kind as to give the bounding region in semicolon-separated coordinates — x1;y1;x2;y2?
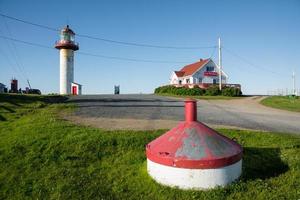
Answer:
72;86;77;95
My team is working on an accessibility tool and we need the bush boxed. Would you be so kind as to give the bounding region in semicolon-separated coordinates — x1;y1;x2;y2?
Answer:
154;85;242;97
154;85;177;94
189;87;205;96
205;86;221;96
154;85;204;96
222;87;242;96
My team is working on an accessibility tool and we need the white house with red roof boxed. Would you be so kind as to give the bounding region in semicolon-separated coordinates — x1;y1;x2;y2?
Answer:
170;58;228;87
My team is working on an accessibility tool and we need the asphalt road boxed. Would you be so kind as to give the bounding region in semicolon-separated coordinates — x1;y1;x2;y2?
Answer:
67;94;300;134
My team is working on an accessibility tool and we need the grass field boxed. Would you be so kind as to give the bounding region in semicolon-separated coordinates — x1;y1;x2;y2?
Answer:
0;94;300;199
261;96;300;112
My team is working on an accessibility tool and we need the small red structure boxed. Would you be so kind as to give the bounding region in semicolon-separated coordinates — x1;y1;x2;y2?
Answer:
10;78;18;93
71;82;82;95
146;99;243;189
72;86;77;95
203;71;218;77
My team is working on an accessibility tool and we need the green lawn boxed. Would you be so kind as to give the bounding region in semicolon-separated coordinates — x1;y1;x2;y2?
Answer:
261;96;300;112
0;94;300;199
156;93;244;100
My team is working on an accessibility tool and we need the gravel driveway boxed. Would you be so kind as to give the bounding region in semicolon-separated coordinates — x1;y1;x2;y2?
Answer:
65;94;300;134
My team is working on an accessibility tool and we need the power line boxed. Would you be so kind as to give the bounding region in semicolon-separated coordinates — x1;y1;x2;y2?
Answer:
0;31;27;84
0;35;53;49
223;46;285;77
209;46;217;59
0;13;58;32
77;33;216;50
0;35;190;64
77;52;188;63
1;17;29;84
0;12;216;50
0;46;20;76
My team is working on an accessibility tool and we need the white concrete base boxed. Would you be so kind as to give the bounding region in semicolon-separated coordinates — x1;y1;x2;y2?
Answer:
147;159;242;190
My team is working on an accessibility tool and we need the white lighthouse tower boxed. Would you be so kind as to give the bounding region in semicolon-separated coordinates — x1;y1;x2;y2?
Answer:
55;25;79;95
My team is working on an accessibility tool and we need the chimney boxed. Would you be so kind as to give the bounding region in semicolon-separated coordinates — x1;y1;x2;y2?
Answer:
185;99;197;122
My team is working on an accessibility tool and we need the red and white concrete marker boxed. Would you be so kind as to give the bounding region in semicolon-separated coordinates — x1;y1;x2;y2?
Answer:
146;99;243;190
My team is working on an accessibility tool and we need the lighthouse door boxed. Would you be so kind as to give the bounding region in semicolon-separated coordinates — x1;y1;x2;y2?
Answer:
72;86;77;95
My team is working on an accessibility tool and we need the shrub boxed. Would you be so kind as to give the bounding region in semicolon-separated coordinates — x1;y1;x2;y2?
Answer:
154;85;242;97
154;85;177;94
222;87;242;96
205;86;221;96
154;85;204;96
189;87;205;96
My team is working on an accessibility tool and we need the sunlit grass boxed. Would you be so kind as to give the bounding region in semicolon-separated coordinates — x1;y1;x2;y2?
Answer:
261;96;300;112
0;94;299;199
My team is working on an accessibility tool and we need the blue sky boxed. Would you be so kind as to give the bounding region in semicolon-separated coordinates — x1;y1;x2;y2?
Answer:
0;0;299;94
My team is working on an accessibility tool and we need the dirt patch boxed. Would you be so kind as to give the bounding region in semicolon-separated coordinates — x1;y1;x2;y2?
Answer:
63;114;178;130
62;113;259;131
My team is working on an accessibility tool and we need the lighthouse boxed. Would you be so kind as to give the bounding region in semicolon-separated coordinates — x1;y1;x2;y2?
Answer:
55;25;79;95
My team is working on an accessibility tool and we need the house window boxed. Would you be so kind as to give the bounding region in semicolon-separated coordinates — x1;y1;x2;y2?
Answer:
206;66;214;72
179;80;182;85
186;79;190;83
198;78;202;83
213;79;217;84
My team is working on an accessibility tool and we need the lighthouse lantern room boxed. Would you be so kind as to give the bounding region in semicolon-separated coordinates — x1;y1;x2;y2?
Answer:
55;25;80;95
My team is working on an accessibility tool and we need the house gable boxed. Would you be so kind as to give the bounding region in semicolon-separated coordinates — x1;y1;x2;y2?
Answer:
174;71;185;77
179;59;210;77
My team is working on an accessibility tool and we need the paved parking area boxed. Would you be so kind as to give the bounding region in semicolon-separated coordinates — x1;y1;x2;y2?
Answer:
65;94;300;134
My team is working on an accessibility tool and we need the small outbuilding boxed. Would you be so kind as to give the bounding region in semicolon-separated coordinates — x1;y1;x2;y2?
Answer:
71;82;82;95
0;83;6;93
114;85;120;95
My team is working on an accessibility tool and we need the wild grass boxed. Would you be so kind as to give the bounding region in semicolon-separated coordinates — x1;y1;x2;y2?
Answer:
261;96;300;112
0;94;299;199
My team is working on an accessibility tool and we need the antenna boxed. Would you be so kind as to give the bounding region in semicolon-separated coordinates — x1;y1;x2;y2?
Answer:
292;70;296;96
218;37;222;90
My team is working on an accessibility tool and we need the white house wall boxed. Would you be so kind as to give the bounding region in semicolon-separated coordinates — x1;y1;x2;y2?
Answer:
182;76;191;84
170;72;179;84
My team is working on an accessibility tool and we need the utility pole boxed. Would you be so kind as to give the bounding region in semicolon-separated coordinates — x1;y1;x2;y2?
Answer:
292;70;296;96
27;79;32;89
218;37;222;90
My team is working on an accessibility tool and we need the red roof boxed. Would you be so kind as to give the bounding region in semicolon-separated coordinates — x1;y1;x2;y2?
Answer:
61;25;75;35
174;71;185;77
175;59;210;77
